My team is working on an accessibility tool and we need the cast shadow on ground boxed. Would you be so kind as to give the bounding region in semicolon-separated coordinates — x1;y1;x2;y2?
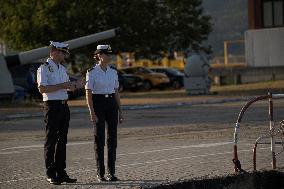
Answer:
63;179;164;188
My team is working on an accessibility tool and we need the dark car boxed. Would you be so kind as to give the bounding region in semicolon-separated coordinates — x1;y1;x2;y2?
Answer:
9;62;41;90
111;67;144;92
9;62;84;99
150;67;184;89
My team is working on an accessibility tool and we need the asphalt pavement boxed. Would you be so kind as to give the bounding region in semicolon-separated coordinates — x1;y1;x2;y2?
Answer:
0;97;284;188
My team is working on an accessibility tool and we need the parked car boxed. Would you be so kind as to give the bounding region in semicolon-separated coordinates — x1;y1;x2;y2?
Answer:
117;70;144;92
9;62;84;99
13;85;28;101
150;67;184;89
121;66;170;90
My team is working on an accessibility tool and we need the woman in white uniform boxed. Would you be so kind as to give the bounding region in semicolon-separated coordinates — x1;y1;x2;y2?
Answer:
85;45;123;182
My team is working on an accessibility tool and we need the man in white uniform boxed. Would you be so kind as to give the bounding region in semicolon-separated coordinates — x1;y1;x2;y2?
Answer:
37;41;80;185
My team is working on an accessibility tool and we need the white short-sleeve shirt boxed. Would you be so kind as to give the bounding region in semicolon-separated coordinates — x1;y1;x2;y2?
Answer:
37;58;69;101
85;64;119;94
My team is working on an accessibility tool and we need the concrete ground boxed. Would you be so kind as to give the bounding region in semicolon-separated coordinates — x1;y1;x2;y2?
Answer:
0;95;284;188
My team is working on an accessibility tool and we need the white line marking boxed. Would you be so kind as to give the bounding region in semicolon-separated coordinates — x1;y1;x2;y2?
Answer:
0;151;22;155
1;144;43;151
1;141;93;151
0;141;93;155
117;148;258;167
0;141;232;155
118;142;233;156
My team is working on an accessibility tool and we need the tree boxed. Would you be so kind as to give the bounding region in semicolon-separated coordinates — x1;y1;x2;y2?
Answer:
0;0;211;58
163;0;212;52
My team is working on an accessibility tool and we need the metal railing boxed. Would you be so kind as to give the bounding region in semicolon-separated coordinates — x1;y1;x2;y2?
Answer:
232;93;284;173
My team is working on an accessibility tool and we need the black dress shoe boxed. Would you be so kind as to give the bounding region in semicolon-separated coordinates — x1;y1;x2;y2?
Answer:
97;175;106;182
46;177;61;185
106;174;118;181
58;175;77;183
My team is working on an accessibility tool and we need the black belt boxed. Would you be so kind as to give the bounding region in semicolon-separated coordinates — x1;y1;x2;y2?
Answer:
92;94;115;98
44;100;68;105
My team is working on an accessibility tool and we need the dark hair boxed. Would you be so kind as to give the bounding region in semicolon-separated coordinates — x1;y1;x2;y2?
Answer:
50;46;69;54
94;53;100;61
50;46;57;52
50;46;65;54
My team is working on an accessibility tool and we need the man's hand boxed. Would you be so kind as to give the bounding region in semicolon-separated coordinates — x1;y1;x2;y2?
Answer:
75;78;86;89
66;81;76;91
90;111;97;124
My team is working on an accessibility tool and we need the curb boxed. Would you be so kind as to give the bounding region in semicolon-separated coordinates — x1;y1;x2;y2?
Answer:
0;97;249;121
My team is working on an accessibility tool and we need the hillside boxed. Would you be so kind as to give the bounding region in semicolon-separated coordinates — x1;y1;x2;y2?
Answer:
202;0;248;55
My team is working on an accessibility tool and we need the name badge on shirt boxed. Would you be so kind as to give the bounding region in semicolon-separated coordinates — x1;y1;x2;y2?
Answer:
48;66;54;72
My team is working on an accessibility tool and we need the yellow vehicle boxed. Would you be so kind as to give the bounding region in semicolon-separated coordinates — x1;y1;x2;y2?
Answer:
120;66;170;90
116;52;185;71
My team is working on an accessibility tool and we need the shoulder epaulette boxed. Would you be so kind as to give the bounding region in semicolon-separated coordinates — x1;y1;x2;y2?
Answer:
59;63;66;69
87;67;94;72
109;66;117;71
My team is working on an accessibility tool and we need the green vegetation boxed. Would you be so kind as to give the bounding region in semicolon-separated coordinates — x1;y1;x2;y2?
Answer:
211;80;284;96
0;0;211;58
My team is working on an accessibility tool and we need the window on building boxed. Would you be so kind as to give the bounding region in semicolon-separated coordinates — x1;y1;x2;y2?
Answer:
274;0;284;25
262;0;284;27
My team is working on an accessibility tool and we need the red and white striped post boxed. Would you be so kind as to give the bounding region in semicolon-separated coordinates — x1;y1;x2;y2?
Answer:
268;92;276;169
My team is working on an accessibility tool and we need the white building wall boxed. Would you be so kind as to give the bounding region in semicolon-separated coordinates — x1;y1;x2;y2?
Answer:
245;27;284;67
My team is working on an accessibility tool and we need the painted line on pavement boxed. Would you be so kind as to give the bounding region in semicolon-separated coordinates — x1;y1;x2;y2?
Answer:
0;141;232;155
0;141;93;154
118;141;233;156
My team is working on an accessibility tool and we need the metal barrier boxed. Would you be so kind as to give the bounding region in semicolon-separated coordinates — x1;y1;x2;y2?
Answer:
233;93;284;173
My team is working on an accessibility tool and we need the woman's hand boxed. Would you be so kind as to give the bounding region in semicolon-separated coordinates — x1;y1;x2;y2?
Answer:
119;111;123;124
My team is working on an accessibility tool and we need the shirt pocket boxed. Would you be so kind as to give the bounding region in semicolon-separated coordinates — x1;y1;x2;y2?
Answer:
48;73;58;84
95;77;107;89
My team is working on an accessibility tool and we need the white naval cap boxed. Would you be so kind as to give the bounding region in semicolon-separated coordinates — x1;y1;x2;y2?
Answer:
50;41;70;54
94;45;112;55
